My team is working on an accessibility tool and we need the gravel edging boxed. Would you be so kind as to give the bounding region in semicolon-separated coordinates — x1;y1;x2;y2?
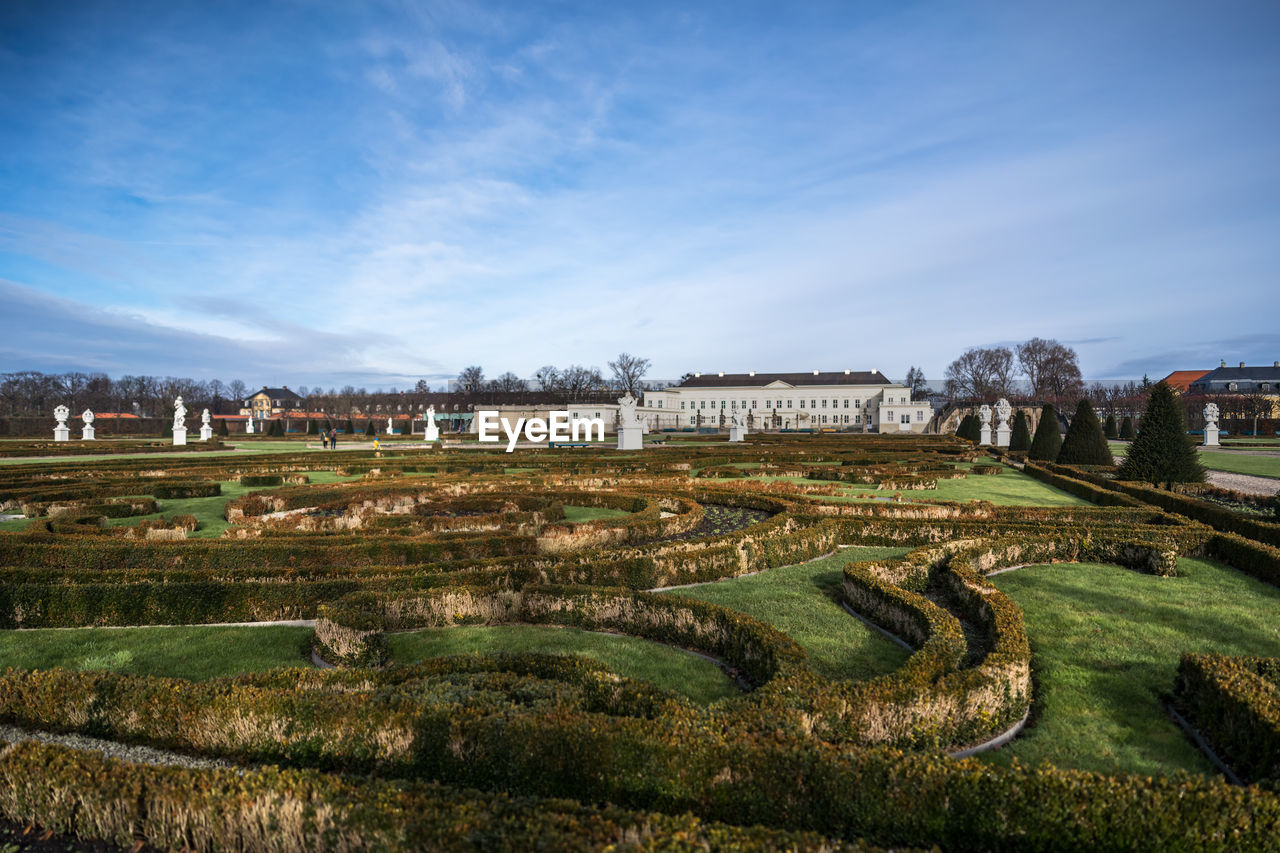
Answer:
0;725;233;770
1205;470;1280;496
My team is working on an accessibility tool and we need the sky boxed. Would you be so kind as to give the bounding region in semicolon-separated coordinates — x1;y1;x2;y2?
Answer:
1;0;1278;390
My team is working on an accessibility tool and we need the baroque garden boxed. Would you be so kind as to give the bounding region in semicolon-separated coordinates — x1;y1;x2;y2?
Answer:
1;409;1279;850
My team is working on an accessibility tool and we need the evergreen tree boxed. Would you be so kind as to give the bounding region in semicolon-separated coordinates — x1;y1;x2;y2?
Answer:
956;413;980;442
1009;410;1031;451
1028;404;1062;461
1120;416;1135;440
1104;413;1118;439
306;419;319;435
364;420;376;437
344;419;355;434
1116;382;1205;486
216;418;229;437
268;419;284;437
322;419;333;434
1057;400;1113;466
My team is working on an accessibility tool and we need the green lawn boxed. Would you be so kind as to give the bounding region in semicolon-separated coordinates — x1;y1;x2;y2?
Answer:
386;624;737;704
0;625;314;680
1196;450;1280;480
985;557;1280;776
661;547;913;682
562;505;632;523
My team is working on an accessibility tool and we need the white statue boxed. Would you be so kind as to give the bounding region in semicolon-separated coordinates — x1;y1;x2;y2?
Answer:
729;408;748;442
81;409;95;441
994;398;1011;447
978;403;993;446
172;396;188;446
616;393;643;450
386;416;394;435
53;405;70;442
1203;401;1220;447
199;408;213;441
245;418;254;434
423;405;440;442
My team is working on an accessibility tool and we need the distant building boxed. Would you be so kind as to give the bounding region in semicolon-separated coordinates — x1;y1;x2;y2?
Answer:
1188;362;1280;396
641;369;932;432
1159;370;1211;394
240;386;305;418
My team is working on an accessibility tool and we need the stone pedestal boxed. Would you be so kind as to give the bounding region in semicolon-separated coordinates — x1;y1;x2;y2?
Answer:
82;425;95;440
996;424;1010;447
173;427;188;446
617;425;643;450
729;425;746;442
1204;425;1219;447
199;425;213;441
54;426;70;442
979;425;992;446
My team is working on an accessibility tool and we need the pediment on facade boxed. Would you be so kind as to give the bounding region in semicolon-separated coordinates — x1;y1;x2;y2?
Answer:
762;380;794;389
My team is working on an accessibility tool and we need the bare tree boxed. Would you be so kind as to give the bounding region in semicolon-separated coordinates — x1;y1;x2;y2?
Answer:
1017;338;1082;403
534;365;561;393
903;366;929;399
457;366;484;392
558;365;605;403
608;352;651;396
492;372;528;392
943;347;1014;399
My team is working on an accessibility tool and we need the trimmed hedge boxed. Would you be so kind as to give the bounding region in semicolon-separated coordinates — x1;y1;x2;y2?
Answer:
1173;652;1280;784
151;482;222;499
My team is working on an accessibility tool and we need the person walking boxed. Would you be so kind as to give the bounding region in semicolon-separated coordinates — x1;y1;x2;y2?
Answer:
329;427;338;449
321;430;328;450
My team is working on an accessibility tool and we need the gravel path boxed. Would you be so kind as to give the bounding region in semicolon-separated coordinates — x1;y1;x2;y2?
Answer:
0;724;233;770
1206;470;1280;496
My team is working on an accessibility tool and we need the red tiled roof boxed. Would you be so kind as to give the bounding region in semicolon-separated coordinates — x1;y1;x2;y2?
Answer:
1161;370;1210;393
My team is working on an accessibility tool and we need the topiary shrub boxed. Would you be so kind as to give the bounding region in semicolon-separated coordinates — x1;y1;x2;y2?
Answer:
344;419;356;435
268;419;284;437
1057;400;1113;466
307;419;319;435
216;418;229;437
364;420;376;437
1104;413;1118;439
1028;404;1062;461
1008;410;1031;451
1116;382;1205;487
322;419;333;434
956;414;980;443
1120;415;1135;440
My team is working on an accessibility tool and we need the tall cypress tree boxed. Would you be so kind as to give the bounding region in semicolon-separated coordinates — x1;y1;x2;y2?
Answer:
1104;413;1118;439
344;419;356;435
1116;382;1205;486
1057;400;1113;466
1028;404;1062;461
364;420;376;437
1009;410;1031;451
306;419;319;435
216;418;229;437
1119;416;1135;440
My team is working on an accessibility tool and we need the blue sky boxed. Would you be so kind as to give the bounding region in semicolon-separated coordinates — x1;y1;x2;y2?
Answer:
2;0;1278;389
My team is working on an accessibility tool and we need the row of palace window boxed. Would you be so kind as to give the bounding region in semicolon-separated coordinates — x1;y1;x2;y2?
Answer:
687;413;867;425
680;398;867;411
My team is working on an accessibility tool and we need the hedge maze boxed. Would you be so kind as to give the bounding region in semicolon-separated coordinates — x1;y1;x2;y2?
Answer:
2;435;1280;849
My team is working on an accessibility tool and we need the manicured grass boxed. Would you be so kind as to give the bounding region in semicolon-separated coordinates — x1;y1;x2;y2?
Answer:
386;625;737;704
984;557;1280;776
0;625;314;680
562;505;631;523
923;460;1091;507
1196;450;1280;480
661;547;913;682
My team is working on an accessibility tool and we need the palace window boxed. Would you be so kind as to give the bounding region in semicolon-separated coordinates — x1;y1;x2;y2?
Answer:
854;414;861;424
843;399;849;408
854;399;861;408
901;414;910;424
916;411;924;421
799;400;805;408
821;399;827;408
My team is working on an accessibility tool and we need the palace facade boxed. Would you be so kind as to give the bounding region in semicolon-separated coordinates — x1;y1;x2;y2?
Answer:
641;370;932;432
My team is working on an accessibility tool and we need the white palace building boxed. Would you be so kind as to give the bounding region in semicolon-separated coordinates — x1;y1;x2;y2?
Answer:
641;369;932;432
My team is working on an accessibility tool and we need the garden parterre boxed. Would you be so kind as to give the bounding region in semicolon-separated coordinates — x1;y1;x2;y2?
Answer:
1;434;1280;850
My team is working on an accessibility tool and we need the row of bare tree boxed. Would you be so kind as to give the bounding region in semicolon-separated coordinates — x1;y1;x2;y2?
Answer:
943;338;1086;403
0;372;251;419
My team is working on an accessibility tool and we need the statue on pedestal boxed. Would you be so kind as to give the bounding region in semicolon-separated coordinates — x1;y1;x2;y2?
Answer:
172;396;188;446
81;409;96;441
994;398;1012;447
1203;402;1220;447
423;405;440;442
53;405;70;442
199;408;214;441
616;393;642;450
978;403;993;446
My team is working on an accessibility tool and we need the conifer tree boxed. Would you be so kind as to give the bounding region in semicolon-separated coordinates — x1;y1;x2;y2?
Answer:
364;420;376;437
1120;416;1135;440
1104;413;1118;439
956;414;980;442
1028;404;1062;461
269;419;284;437
306;419;319;435
1009;410;1031;451
1057;400;1113;466
344;419;355;434
216;418;229;437
322;419;333;434
1116;382;1205;486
